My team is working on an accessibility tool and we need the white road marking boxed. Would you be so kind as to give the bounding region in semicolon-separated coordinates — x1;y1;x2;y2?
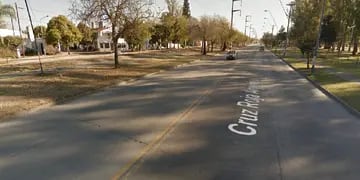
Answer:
228;80;264;136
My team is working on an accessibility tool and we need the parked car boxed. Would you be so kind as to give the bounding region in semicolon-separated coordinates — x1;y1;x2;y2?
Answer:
226;50;236;60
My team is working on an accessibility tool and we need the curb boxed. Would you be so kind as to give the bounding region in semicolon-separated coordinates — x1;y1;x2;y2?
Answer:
272;52;360;118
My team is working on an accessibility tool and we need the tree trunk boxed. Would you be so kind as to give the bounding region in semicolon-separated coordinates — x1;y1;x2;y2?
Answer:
202;39;207;55
353;35;358;56
337;40;342;56
306;52;310;69
348;36;352;52
211;41;214;52
341;28;346;51
221;41;227;51
113;37;119;68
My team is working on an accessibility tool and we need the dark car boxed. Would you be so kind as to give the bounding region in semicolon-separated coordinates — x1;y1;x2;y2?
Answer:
226;50;236;60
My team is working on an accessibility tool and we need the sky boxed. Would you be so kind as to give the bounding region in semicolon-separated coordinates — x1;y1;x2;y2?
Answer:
2;0;293;38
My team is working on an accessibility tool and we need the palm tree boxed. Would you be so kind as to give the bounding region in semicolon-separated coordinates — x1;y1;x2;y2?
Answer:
0;2;16;29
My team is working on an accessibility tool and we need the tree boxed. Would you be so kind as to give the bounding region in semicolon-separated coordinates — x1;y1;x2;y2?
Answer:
124;20;151;51
33;26;47;38
276;26;287;46
165;0;181;16
291;0;322;68
231;30;247;47
261;33;274;47
158;0;188;47
150;23;169;49
1;36;22;49
46;29;61;46
182;0;191;18
170;15;188;44
198;15;212;55
187;17;201;45
77;22;97;50
71;0;151;68
46;15;82;54
185;15;238;53
321;15;337;49
0;2;16;28
350;0;360;55
213;15;231;51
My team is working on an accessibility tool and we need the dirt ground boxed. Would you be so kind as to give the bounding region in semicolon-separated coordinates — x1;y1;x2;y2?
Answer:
0;49;214;121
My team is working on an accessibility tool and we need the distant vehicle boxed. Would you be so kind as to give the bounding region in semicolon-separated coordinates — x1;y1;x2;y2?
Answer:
259;46;265;51
226;50;236;60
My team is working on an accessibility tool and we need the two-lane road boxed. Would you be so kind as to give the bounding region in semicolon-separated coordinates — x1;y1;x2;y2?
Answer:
0;46;359;180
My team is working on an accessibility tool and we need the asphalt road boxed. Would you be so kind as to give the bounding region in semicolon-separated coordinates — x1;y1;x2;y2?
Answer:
0;46;359;180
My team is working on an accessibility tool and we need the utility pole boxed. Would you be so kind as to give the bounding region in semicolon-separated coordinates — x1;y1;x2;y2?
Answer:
249;24;252;38
282;1;295;57
271;25;275;48
10;18;15;36
24;0;44;74
230;0;241;49
15;3;25;57
311;0;326;73
231;0;242;30
264;10;278;30
245;15;251;43
15;3;22;37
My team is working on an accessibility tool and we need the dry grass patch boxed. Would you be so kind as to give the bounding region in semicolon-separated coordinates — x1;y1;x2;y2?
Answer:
0;49;205;121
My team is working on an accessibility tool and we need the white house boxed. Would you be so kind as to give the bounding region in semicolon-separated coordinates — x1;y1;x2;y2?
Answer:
96;27;128;52
88;20;128;52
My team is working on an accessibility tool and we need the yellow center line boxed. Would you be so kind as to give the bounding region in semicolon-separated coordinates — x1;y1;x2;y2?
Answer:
112;81;220;180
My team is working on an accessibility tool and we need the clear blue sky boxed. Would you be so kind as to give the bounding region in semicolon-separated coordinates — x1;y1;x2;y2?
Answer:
2;0;292;38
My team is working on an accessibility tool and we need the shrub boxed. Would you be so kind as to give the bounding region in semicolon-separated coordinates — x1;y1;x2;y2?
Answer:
45;45;58;55
2;36;23;50
0;48;16;58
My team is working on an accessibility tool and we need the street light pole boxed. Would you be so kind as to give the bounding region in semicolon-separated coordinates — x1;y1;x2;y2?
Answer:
40;15;49;25
311;0;326;73
264;10;278;30
283;2;295;57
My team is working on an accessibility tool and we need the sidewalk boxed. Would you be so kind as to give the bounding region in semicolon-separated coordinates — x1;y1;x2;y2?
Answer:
0;53;114;66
